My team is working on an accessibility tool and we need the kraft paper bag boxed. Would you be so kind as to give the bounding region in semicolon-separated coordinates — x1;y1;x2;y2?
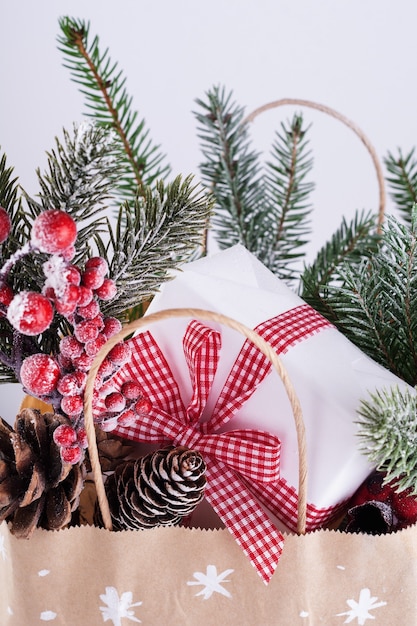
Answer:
0;520;416;625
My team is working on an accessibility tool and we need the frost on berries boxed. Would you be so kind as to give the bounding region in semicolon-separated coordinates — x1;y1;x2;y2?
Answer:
0;207;11;244
31;209;77;254
7;291;54;335
20;354;60;396
0;204;145;464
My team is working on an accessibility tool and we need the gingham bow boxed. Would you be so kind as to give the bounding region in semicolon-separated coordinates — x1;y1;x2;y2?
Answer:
110;304;332;584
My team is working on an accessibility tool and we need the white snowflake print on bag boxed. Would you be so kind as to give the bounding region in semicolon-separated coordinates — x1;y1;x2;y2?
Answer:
336;587;387;624
187;565;234;599
99;587;143;625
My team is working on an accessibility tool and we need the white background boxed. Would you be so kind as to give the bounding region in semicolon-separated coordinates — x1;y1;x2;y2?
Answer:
1;0;416;422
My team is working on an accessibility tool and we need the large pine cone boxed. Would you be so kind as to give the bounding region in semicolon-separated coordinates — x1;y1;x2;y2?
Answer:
104;446;206;530
0;408;85;538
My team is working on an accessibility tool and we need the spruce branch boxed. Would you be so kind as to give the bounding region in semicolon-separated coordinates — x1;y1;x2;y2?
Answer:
384;148;417;224
357;386;417;493
194;85;264;252
261;114;314;282
23;122;121;270
95;175;214;319
57;16;171;203
300;210;380;322
309;210;417;385
194;86;315;283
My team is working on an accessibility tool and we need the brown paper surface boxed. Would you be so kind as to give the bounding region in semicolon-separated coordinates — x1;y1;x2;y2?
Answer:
0;521;416;625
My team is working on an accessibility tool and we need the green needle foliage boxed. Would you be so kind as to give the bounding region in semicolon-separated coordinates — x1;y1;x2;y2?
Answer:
194;85;314;283
357;386;417;494
309;209;417;386
23;123;121;268
57;16;171;204
96;175;214;319
0;122;212;383
300;210;381;321
384;148;417;224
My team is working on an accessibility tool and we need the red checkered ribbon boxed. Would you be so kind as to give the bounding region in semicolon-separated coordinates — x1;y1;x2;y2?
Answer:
108;304;332;583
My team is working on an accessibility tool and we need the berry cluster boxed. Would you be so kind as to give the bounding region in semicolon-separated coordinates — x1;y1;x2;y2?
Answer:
0;207;150;464
347;469;417;531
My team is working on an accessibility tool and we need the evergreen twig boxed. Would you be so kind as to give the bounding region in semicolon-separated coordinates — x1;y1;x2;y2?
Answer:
95;175;214;319
194;85;315;283
357;386;417;493
384;148;417;224
300;210;380;321
311;210;417;385
57;16;171;204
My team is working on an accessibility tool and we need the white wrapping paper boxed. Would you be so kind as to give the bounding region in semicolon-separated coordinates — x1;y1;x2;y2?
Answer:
146;244;411;515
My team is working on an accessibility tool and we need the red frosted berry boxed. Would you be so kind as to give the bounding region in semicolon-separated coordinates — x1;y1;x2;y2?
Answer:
95;278;117;301
58;354;72;369
20;353;60;396
0;207;11;244
61;245;76;262
77;298;100;320
60;335;83;359
81;267;104;290
121;381;142;400
391;488;417;523
74;319;99;343
104;392;126;413
55;284;80;317
53;424;77;447
64;265;81;286
0;281;13;307
7;291;54;335
60;444;82;465
89;314;105;332
31;210;77;254
57;372;84;396
77;427;88;449
71;352;94;372
85;256;108;275
76;285;93;307
102;316;122;338
74;370;88;387
60;394;84;416
135;397;152;414
108;342;131;366
117;408;137;428
85;334;107;357
98;358;114;379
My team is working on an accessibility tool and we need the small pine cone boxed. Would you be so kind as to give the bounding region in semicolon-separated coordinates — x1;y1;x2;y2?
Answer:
86;427;136;473
104;446;206;530
0;408;86;538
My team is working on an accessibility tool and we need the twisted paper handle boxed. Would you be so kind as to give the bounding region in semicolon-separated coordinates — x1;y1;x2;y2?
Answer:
83;308;307;534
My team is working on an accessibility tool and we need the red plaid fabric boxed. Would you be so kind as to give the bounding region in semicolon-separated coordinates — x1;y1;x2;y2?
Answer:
106;305;334;583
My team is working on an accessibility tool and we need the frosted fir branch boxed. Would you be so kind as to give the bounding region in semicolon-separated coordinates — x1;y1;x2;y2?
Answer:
357;386;417;493
30;122;120;217
96;175;214;319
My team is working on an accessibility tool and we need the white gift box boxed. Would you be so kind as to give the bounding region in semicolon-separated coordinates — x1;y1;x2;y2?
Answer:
140;244;411;531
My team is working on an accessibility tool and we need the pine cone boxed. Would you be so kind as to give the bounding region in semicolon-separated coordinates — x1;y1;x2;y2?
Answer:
0;408;85;538
88;427;136;473
103;446;206;530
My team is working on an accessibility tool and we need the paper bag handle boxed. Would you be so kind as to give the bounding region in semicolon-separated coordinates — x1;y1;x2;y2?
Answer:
83;307;307;535
245;98;386;230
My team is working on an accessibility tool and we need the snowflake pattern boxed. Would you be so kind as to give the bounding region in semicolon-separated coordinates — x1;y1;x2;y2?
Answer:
99;587;142;626
336;587;387;624
187;565;234;600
